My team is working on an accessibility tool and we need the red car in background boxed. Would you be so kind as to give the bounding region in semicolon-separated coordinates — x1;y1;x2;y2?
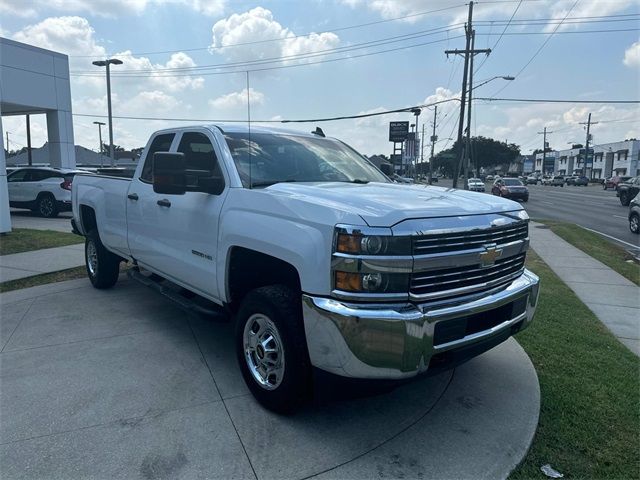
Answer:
603;176;631;190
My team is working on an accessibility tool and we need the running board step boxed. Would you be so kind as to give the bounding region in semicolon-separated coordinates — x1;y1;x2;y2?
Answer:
127;268;228;321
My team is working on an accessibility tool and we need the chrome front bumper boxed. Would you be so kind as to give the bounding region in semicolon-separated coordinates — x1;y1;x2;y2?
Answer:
302;269;540;380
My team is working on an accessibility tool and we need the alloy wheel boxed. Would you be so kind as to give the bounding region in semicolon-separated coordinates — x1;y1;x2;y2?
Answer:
243;314;285;390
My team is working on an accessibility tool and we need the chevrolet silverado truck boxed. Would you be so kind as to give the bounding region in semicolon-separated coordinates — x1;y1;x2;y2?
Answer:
72;124;540;412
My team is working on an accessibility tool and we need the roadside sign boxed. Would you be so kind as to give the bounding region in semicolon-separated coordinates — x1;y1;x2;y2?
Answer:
389;122;409;142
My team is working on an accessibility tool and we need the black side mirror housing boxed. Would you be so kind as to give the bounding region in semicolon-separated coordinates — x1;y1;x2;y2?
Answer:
153;152;186;195
379;163;393;176
198;176;225;195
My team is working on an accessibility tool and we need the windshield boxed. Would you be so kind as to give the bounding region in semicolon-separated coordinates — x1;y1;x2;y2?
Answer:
503;178;523;186
224;132;389;188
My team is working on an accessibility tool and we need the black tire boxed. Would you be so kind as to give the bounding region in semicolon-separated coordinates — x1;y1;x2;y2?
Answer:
85;229;120;289
235;285;311;413
620;192;630;207
630;213;640;234
603;185;607;190
36;194;58;218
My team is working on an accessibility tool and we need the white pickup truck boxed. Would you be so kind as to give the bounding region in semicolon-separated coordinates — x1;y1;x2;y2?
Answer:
72;124;540;412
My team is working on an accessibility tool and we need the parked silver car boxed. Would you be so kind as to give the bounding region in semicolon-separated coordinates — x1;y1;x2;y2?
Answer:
629;193;640;234
467;177;485;192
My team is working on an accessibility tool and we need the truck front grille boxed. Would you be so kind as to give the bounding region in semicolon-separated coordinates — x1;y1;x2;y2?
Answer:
412;222;528;255
410;253;526;300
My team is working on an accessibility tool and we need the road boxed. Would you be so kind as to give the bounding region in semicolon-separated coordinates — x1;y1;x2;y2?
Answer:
8;183;639;250
433;180;639;250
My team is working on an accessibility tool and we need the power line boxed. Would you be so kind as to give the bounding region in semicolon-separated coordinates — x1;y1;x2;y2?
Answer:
71;34;467;78
68;4;467;58
474;0;523;74
478;28;639;35
71;25;465;75
489;0;579;98
72;98;462;124
477;97;640;104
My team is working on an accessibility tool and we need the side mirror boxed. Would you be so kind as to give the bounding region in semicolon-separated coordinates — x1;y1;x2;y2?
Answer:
198;175;225;195
153;152;186;195
379;163;393;176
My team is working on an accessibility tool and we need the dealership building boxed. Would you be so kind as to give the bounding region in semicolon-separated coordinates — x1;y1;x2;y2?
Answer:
0;37;76;232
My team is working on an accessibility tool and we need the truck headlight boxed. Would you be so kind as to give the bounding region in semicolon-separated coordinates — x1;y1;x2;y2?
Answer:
335;271;409;294
335;229;411;256
332;225;411;299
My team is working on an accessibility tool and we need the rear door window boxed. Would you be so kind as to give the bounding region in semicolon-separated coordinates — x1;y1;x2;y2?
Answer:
140;133;176;182
7;170;30;182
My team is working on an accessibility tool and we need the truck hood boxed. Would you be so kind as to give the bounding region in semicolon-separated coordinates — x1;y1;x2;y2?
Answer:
265;182;523;227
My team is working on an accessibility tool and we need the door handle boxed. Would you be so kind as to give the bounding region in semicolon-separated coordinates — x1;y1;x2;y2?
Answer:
127;193;139;201
157;199;171;208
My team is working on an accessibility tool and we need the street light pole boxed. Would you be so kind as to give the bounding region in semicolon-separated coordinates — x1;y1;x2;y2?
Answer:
92;58;123;167
93;121;106;168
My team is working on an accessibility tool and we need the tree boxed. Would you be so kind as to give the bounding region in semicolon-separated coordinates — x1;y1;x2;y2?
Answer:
434;136;521;176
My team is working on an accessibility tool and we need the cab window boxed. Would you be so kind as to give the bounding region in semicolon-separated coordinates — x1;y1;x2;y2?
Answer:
177;131;224;190
140;133;176;182
7;170;31;182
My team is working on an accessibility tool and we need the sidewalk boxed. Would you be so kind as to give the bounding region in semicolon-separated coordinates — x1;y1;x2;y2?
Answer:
529;222;640;356
0;244;85;282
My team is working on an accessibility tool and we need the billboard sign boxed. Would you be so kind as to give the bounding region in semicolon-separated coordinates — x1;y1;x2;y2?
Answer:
389;122;409;142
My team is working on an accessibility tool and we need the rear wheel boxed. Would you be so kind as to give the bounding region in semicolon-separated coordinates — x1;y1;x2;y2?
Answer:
36;194;58;218
236;285;311;413
85;229;121;289
630;213;640;234
620;192;631;206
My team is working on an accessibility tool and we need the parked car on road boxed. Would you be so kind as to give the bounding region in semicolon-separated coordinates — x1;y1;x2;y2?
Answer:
7;167;89;217
603;175;631;190
491;177;529;202
525;175;539;185
71;124;540;412
550;175;565;187
486;175;494;182
541;175;554;185
618;176;640;206
572;176;589;186
629;194;640;234
467;177;485;192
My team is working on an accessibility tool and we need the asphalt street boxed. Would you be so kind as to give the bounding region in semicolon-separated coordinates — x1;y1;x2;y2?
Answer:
8;182;639;249
434;180;639;250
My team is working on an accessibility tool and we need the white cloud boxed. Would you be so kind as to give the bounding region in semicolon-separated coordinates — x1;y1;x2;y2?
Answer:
211;7;340;64
623;40;640;68
0;0;225;18
12;16;106;57
209;88;265;109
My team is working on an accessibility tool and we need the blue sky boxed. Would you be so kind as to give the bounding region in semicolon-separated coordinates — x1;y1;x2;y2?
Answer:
1;0;638;157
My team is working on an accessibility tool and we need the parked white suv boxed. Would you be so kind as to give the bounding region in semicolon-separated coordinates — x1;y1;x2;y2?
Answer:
7;167;89;217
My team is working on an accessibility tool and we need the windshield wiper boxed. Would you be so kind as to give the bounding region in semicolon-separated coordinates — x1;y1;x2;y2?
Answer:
250;179;297;188
347;179;369;184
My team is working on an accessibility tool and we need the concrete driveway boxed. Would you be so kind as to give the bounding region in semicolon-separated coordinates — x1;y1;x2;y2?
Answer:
9;209;73;233
0;277;540;479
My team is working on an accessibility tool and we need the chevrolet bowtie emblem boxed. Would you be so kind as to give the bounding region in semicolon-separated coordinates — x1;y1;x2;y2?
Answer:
479;245;503;267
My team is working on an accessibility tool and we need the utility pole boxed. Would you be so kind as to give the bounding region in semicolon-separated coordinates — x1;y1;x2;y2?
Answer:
445;1;490;189
93;58;123;166
537;127;553;174
579;113;597;178
5;132;9;154
464;30;476;184
420;123;425;180
93;121;106;168
429;105;438;184
26;115;32;166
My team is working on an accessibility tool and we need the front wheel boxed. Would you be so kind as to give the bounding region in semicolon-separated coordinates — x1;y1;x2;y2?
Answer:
36;194;58;218
236;285;311;413
85;229;121;289
630;213;640;234
620;193;631;206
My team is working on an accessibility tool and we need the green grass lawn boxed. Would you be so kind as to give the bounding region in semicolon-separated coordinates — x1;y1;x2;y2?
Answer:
0;228;83;256
0;266;87;293
533;219;639;286
510;251;640;479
